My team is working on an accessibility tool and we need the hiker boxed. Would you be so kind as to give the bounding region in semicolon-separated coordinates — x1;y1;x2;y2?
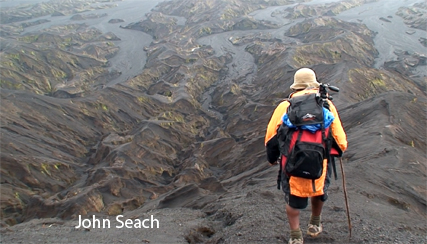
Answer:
265;68;348;244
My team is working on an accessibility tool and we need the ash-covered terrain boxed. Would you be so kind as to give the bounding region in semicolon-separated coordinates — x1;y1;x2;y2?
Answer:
0;0;426;243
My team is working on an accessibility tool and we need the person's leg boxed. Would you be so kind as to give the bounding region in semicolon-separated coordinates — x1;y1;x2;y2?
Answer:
308;162;332;237
286;204;303;243
285;194;308;243
307;195;326;237
311;195;324;217
286;203;300;230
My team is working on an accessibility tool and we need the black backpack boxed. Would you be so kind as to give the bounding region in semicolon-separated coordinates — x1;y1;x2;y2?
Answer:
277;93;336;192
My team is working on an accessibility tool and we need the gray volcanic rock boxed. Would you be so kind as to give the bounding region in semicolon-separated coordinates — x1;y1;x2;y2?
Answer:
123;12;180;40
0;0;119;24
275;0;378;19
70;14;86;21
0;23;119;95
397;2;427;31
70;13;108;21
108;18;124;24
284;16;379;67
21;19;51;29
419;37;427;47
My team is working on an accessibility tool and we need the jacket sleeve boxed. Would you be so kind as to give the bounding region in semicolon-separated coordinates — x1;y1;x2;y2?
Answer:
266;134;280;163
327;101;348;153
265;101;289;163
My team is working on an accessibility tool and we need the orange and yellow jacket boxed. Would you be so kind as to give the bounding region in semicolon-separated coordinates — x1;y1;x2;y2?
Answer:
265;88;348;197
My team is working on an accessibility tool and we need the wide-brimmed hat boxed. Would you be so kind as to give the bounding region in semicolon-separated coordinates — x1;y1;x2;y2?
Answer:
290;68;320;90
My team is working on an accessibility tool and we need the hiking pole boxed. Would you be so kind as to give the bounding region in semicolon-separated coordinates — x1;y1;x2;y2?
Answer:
339;157;352;239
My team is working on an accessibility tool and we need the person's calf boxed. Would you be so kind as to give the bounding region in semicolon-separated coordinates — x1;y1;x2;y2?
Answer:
286;204;301;230
310;196;324;216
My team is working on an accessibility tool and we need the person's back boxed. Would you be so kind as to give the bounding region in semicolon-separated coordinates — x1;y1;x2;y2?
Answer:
265;68;347;244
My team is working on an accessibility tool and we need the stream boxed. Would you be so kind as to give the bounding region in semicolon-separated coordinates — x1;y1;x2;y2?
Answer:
4;0;164;86
4;0;426;87
198;0;426;82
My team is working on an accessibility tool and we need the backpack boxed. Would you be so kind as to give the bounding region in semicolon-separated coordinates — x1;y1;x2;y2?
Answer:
276;93;336;192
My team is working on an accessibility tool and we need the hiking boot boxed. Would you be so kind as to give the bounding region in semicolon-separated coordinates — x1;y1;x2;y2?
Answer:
307;223;322;237
288;237;303;244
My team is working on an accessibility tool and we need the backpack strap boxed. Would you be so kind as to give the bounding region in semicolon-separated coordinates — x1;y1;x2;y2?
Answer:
277;157;282;190
328;129;338;180
311;179;316;193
